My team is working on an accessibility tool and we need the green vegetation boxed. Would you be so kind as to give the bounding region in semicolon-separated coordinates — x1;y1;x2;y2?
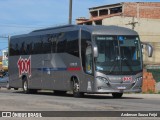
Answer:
147;69;160;82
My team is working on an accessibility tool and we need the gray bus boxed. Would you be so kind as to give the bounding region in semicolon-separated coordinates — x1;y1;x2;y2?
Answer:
9;25;152;98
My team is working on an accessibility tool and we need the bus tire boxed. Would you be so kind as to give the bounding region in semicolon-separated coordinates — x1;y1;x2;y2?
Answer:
22;78;30;94
73;79;84;98
112;93;123;98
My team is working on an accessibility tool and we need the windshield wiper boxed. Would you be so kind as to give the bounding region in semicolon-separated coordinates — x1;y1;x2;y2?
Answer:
109;58;121;74
122;58;133;73
109;61;117;74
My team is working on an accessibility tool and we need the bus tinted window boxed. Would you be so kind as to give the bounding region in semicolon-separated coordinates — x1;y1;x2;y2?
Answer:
57;33;67;53
41;35;51;54
32;36;43;54
10;38;20;56
10;31;79;56
66;31;79;57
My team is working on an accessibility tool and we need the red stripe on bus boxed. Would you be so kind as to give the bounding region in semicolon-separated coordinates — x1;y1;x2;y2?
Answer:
67;67;81;71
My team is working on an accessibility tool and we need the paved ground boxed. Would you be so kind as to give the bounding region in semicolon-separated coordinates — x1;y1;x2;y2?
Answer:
0;88;159;120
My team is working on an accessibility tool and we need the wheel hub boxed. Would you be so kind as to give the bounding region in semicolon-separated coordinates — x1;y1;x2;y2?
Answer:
24;81;27;91
74;83;79;92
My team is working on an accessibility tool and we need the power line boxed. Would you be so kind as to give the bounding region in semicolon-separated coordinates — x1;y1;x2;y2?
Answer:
0;36;8;38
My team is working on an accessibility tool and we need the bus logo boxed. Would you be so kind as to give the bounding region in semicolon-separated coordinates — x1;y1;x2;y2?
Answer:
122;76;132;82
17;56;31;77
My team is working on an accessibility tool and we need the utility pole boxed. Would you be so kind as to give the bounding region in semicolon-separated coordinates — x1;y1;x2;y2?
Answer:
126;17;138;30
69;0;72;24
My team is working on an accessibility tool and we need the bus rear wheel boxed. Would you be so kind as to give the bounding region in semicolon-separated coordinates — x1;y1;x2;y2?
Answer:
72;79;84;98
23;80;29;94
112;93;123;98
22;80;37;94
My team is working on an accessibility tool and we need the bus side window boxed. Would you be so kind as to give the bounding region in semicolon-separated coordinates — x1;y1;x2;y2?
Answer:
57;33;67;53
42;35;51;54
66;31;79;57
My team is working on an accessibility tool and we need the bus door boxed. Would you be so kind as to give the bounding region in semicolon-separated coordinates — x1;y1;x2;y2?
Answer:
85;45;94;92
81;31;94;92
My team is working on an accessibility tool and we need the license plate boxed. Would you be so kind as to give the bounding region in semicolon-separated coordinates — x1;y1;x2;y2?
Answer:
117;86;126;90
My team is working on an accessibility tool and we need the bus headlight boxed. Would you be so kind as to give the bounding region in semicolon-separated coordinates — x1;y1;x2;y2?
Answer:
96;77;109;84
134;77;143;83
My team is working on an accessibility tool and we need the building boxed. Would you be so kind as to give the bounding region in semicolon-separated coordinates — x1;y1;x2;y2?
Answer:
0;56;2;71
2;50;8;71
76;2;160;65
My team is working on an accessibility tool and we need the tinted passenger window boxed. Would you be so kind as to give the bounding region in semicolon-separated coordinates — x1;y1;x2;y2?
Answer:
66;31;79;57
41;35;51;54
57;33;67;53
10;38;20;56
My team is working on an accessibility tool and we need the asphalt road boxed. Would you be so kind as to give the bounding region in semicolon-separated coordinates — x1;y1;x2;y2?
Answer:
0;88;160;120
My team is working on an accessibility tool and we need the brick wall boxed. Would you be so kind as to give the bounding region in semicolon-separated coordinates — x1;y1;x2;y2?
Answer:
123;2;160;19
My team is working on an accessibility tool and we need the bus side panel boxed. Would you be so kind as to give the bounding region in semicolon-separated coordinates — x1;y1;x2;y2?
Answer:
61;53;94;92
29;55;42;89
60;53;82;90
41;53;65;90
9;56;23;88
9;55;43;89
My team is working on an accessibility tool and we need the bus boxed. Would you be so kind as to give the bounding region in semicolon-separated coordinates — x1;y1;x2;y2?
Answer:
9;25;153;98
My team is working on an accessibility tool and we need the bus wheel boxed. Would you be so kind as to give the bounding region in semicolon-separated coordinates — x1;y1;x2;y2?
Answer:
73;79;84;98
22;79;30;94
112;93;123;98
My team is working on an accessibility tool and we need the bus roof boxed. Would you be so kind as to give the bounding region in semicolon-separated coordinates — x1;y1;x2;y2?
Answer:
11;25;138;39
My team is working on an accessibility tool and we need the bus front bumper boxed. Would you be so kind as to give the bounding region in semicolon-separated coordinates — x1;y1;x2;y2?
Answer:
91;79;142;93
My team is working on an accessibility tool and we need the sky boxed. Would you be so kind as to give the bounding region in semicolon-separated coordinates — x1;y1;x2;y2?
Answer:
0;0;159;54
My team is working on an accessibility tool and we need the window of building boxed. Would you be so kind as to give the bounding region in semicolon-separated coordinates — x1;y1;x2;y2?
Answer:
110;7;122;14
90;11;98;17
99;9;108;16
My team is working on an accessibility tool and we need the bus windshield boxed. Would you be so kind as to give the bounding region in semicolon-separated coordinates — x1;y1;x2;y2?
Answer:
95;35;142;75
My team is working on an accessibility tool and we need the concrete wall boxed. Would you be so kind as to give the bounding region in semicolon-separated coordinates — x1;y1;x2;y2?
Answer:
102;16;160;64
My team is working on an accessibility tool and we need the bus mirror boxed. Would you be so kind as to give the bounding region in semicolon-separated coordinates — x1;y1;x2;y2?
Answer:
86;41;98;58
86;46;92;55
93;43;98;58
141;42;153;57
146;44;153;57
